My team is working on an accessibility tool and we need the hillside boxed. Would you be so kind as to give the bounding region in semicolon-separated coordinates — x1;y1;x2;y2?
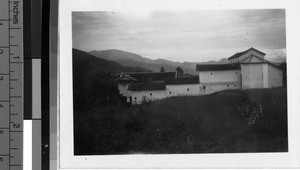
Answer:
74;87;287;155
89;49;229;75
72;48;151;110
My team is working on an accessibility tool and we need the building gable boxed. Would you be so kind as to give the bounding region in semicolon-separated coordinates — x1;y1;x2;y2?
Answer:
228;47;266;63
228;47;266;60
241;54;265;63
240;55;282;70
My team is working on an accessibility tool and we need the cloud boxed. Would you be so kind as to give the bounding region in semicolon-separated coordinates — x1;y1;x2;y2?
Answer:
264;48;286;63
73;9;286;62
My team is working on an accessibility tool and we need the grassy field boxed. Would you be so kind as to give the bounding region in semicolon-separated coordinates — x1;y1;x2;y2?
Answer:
74;87;288;155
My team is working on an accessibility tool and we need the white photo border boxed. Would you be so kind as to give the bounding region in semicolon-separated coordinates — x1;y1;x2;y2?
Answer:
58;0;300;169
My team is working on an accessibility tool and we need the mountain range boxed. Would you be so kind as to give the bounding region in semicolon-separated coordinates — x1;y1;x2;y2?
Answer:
73;48;151;75
89;49;229;75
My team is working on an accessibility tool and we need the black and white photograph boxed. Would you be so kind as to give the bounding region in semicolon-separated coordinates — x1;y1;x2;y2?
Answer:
72;9;288;156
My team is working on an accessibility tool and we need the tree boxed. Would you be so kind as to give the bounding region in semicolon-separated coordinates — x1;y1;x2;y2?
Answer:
160;66;165;72
175;67;184;77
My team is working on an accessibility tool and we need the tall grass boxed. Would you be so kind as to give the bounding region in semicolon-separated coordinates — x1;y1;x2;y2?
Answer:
74;88;287;155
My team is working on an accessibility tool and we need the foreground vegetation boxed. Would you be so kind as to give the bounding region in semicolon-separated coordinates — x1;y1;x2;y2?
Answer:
74;88;287;155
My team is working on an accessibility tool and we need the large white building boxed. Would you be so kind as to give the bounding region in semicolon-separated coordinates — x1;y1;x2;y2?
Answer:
116;48;283;104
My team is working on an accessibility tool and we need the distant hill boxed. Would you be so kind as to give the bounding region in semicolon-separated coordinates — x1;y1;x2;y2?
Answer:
73;48;151;74
89;49;229;75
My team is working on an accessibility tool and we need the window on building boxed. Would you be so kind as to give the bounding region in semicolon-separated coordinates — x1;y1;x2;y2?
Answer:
150;93;152;96
227;84;229;87
236;72;238;74
203;86;206;89
135;97;137;100
187;88;189;91
169;91;171;94
235;84;236;87
211;72;213;75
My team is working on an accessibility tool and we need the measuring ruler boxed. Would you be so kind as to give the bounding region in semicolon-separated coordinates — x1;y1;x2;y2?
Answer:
0;0;23;169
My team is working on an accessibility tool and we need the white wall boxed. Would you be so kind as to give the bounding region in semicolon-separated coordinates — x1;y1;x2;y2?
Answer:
241;64;265;89
268;64;283;88
199;70;241;83
166;84;200;97
263;64;269;88
241;63;283;89
199;82;240;95
131;90;166;104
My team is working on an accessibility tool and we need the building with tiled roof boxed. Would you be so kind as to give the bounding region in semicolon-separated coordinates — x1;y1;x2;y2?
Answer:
116;48;283;104
196;48;282;94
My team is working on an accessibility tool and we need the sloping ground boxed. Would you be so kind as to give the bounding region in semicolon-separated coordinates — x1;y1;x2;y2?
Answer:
73;48;152;110
74;88;288;155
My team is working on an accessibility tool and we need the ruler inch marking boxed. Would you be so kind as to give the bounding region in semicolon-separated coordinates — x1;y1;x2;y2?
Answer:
1;0;23;169
8;0;11;169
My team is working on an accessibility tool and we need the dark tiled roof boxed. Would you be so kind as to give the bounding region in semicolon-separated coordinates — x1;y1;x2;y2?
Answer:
177;74;194;78
115;75;138;83
127;81;166;91
165;77;199;85
117;72;175;82
228;47;266;60
116;79;137;84
196;64;240;71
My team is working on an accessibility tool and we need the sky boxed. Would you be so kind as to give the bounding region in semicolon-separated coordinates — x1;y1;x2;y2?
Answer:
72;9;286;63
